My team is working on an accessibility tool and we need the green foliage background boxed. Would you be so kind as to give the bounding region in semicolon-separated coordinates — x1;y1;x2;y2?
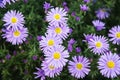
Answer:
0;0;120;80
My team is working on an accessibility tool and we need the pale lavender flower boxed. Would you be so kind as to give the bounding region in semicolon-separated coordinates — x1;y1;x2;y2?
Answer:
39;33;62;52
88;35;109;55
3;10;25;30
95;8;110;19
68;44;73;52
68;56;90;78
68;38;76;45
43;2;51;11
44;45;69;68
46;7;68;26
2;27;28;45
34;67;45;80
98;53;120;78
0;0;16;8
83;34;95;42
80;4;89;11
92;20;105;31
41;61;63;78
47;23;70;40
108;25;120;45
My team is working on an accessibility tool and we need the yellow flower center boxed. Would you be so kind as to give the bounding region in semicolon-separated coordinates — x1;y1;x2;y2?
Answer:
13;30;21;37
11;17;17;23
107;61;115;69
55;27;62;34
95;41;102;48
76;63;83;70
54;13;61;20
116;32;120;38
53;52;61;59
47;39;54;46
49;65;55;70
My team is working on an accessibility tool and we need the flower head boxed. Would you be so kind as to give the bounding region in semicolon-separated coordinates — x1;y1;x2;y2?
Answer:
108;25;120;45
80;4;89;11
68;56;90;78
0;0;16;8
33;67;45;80
39;33;62;52
95;8;110;19
44;45;69;68
2;27;28;45
92;20;105;31
98;53;120;78
41;61;63;78
3;10;25;30
88;35;109;55
47;24;69;40
46;7;68;26
83;34;95;42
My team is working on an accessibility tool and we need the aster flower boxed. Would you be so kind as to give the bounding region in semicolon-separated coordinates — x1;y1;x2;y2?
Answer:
95;8;110;19
41;61;63;78
83;34;95;42
76;47;81;53
80;4;89;11
98;53;120;78
46;7;68;26
108;25;120;45
92;20;105;31
68;38;76;45
2;27;28;45
88;35;109;55
67;44;73;52
3;10;25;30
0;0;16;8
47;24;70;40
33;67;45;80
44;45;69;68
39;33;62;52
43;1;52;12
68;56;90;78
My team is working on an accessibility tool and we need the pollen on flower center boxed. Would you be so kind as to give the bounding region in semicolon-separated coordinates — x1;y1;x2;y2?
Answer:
95;41;102;48
53;52;61;59
49;65;55;70
107;60;115;68
13;30;21;37
11;17;17;23
54;13;61;20
76;63;83;70
48;39;54;46
116;32;120;38
55;27;62;34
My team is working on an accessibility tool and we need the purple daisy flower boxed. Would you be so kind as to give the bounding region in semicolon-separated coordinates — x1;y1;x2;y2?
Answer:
39;33;62;52
95;8;110;19
92;20;105;31
41;61;63;78
33;67;45;80
44;45;69;68
83;34;95;42
88;35;109;55
108;25;120;45
80;4;89;11
46;7;68;26
2;27;28;45
43;1;51;12
68;56;90;78
3;10;25;30
98;53;120;78
0;0;16;8
47;23;70;40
